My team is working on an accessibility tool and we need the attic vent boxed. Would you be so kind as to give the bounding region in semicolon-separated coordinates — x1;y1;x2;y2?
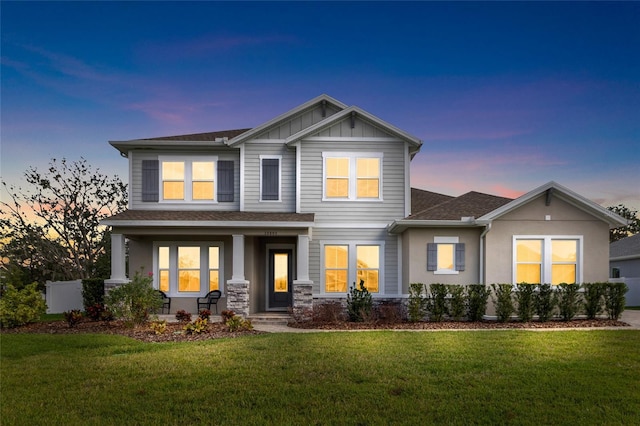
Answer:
545;188;554;206
350;111;356;129
321;100;327;117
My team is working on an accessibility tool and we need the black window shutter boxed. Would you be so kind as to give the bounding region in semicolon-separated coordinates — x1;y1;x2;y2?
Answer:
141;160;159;202
455;243;465;271
262;158;279;200
217;161;234;202
427;243;437;271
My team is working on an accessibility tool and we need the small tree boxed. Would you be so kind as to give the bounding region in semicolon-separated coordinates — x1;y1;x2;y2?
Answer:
535;284;556;322
492;284;514;322
0;283;47;328
608;204;640;242
346;280;372;322
105;272;162;326
556;283;582;321
515;284;535;322
1;158;127;288
467;284;490;322
407;283;426;322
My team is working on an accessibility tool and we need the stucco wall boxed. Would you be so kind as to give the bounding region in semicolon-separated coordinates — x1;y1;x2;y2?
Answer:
402;227;482;292
485;194;610;284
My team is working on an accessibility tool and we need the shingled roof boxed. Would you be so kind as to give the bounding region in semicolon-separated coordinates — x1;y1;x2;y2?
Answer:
408;191;513;221
142;129;251;141
103;210;314;225
610;233;640;259
411;188;455;214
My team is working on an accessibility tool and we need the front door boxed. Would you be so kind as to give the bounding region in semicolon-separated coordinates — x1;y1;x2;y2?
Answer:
267;248;293;310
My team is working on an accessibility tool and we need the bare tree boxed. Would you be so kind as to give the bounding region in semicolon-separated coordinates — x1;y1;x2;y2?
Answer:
1;158;127;287
608;204;640;243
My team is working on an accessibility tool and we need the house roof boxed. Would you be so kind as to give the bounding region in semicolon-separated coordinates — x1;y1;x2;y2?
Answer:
610;233;640;260
408;191;513;221
101;210;315;228
142;129;251;141
389;181;627;233
411;188;455;214
477;181;628;228
283;105;422;152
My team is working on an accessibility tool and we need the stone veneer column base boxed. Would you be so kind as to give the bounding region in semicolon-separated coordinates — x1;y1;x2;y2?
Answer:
104;278;129;294
292;280;313;322
226;280;250;317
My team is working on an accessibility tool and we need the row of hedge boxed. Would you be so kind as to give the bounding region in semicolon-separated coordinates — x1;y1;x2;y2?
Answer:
408;282;628;323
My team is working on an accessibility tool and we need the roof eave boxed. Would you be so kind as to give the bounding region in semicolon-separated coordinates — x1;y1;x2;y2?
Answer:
101;219;316;228
227;94;348;147
388;219;480;234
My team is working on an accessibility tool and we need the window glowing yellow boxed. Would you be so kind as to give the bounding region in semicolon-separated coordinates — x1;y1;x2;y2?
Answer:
517;264;541;284
163;162;184;179
163;181;184;200
209;270;219;291
178;247;200;292
192;162;214;180
552;240;577;262
552;265;576;285
326;158;349;197
517;240;542;262
192;181;214;200
274;253;288;292
159;270;169;292
325;245;348;292
437;243;455;270
209;247;219;290
356;245;380;292
158;247;170;291
159;247;169;268
356;158;379;198
163;162;185;200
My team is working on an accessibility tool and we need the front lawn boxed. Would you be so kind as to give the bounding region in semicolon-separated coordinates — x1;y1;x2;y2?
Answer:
2;330;639;425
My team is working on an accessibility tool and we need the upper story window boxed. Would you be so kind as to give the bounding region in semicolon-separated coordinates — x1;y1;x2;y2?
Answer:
513;236;581;285
260;155;281;201
159;156;216;202
323;152;382;201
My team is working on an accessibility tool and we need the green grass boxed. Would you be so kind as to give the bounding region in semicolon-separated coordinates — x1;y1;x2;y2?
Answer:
2;331;639;425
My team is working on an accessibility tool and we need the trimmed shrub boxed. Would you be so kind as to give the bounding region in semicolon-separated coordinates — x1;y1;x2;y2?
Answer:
184;317;208;334
104;272;162;326
492;284;514;322
312;302;345;323
603;282;628;320
226;315;253;332
556;283;582;321
407;283;426;322
515;284;535;322
63;309;83;327
467;284;490;322
447;285;466;321
583;282;606;319
175;310;192;323
0;283;47;328
535;284;556;322
347;280;372;322
427;284;448;322
82;278;105;311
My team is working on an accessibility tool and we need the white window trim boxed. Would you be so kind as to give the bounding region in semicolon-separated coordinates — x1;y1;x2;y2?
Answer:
320;240;385;295
322;152;383;201
433;236;459;275
158;155;218;203
259;155;282;202
152;241;224;297
512;235;583;285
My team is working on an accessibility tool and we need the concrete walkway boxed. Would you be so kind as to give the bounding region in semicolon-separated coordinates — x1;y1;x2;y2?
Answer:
252;309;640;333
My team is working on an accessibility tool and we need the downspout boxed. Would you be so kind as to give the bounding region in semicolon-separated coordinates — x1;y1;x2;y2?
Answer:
479;223;492;284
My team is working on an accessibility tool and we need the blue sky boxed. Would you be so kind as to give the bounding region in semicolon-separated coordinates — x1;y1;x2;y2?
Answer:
2;1;639;208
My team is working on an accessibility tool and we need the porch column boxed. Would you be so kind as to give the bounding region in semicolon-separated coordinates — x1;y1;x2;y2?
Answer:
293;234;313;321
104;233;127;292
227;234;250;316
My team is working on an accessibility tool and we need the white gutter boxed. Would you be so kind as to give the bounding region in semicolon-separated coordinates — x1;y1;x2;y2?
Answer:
479;222;492;284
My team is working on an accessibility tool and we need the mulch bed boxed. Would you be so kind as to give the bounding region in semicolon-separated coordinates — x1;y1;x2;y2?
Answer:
2;317;630;343
289;318;630;331
1;319;265;343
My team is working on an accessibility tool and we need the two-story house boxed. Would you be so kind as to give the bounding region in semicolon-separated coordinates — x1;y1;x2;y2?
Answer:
103;94;627;316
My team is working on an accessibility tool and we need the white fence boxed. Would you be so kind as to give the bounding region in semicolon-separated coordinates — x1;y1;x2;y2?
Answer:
610;277;640;307
45;280;84;314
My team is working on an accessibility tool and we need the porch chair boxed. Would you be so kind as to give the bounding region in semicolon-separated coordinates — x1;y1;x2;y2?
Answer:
157;290;171;314
197;290;222;314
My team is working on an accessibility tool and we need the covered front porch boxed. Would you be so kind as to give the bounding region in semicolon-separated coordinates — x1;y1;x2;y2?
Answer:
103;211;315;317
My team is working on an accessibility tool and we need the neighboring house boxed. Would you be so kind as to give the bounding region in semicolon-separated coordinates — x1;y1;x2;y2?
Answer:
610;233;640;306
102;94;627;315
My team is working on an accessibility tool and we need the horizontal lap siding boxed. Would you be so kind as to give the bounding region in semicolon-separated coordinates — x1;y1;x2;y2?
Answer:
130;151;240;211
309;228;399;295
299;139;407;224
243;143;296;212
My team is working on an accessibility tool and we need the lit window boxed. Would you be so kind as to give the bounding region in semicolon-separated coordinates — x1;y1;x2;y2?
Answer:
154;243;223;296
160;157;216;202
178;247;200;292
323;242;383;293
325;158;349;198
325;245;348;292
357;245;379;292
427;237;464;274
323;153;382;200
513;237;580;285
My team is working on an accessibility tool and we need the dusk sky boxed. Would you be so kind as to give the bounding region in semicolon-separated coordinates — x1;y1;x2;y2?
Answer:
2;1;639;210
